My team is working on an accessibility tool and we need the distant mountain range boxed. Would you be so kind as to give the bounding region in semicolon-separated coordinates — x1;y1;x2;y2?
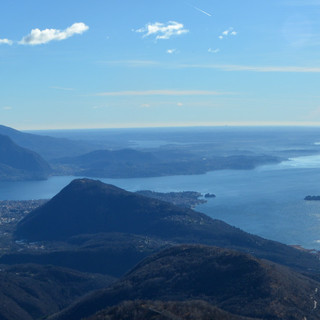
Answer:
0;134;51;181
54;148;280;178
0;124;281;179
0;124;93;160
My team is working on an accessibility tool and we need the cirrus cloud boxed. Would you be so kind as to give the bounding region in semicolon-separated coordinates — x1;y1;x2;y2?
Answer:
19;22;89;45
135;21;188;40
97;90;230;96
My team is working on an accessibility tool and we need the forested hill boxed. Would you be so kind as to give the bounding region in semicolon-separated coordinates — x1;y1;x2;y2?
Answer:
50;245;320;320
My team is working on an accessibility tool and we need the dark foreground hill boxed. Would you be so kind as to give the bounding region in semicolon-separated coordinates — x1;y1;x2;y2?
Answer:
0;263;115;320
1;233;169;277
49;245;320;320
0;134;51;181
12;178;320;275
87;300;254;320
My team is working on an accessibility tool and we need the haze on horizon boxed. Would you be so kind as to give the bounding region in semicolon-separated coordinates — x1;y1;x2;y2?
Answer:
1;0;320;130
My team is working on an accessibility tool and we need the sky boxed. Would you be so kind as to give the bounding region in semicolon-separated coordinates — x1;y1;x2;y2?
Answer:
1;0;320;130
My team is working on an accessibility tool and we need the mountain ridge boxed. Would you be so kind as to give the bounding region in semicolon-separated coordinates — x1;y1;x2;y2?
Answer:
0;134;51;181
49;245;320;320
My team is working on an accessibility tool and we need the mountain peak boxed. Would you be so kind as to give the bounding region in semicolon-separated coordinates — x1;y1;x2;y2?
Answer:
14;178;194;241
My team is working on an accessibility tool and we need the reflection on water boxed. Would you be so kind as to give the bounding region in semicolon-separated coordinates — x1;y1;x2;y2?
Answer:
279;154;320;169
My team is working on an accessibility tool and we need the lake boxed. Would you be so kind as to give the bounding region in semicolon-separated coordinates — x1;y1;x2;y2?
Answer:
1;155;320;249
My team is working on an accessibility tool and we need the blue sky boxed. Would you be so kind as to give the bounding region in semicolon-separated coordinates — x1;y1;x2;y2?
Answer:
1;0;320;129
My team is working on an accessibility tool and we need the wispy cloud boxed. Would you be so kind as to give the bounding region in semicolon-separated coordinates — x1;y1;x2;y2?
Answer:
190;5;212;17
140;103;151;108
282;16;320;47
92;105;109;109
97;90;230;96
219;27;237;40
19;22;89;45
98;60;160;67
208;48;220;54
0;38;13;45
2;106;12;110
98;60;320;73
135;21;188;40
178;64;320;73
50;86;75;91
167;48;177;54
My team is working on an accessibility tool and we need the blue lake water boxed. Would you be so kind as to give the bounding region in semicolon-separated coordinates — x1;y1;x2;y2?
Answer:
2;155;320;249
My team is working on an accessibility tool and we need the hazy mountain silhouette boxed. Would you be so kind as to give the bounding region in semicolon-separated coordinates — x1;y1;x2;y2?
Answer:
55;148;279;178
0;134;51;180
49;245;320;320
0;124;93;160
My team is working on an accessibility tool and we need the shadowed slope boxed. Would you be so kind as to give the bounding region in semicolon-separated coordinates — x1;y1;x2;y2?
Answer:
0;263;115;320
87;300;256;320
50;245;320;320
14;178;320;274
0;134;51;180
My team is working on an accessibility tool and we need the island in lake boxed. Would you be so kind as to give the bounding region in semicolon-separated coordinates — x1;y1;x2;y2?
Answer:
304;195;320;201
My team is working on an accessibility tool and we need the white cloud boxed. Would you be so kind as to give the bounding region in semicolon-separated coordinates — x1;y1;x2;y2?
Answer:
208;48;220;53
0;38;13;45
97;90;230;96
167;48;177;54
140;104;151;108
219;27;237;39
136;21;188;40
177;102;183;106
19;22;89;45
2;106;12;110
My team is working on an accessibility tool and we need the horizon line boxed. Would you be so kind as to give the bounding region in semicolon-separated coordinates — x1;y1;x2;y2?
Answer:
14;121;320;131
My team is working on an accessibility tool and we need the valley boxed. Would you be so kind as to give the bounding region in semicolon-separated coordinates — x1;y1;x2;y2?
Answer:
1;126;320;319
